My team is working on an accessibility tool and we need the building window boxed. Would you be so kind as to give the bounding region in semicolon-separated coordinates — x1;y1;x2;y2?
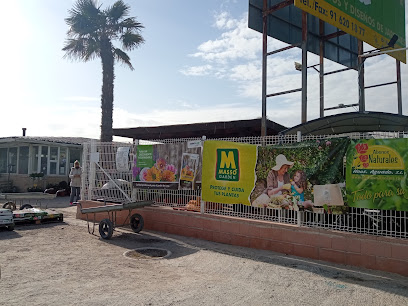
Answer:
69;148;81;168
40;146;48;175
59;148;67;175
30;146;39;173
0;148;7;173
18;146;29;174
49;147;58;175
8;148;17;174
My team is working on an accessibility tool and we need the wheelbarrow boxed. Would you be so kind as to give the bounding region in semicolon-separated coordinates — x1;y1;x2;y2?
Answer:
78;200;154;239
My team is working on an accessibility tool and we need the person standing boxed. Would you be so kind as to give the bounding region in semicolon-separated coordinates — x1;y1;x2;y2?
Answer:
69;160;82;205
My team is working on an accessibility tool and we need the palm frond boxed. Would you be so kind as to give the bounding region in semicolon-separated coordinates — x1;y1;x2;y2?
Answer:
121;30;145;51
113;48;134;70
118;17;144;31
105;0;130;23
62;38;99;61
65;0;103;37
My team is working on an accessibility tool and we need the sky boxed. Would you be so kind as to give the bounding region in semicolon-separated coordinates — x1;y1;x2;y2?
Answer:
1;0;407;141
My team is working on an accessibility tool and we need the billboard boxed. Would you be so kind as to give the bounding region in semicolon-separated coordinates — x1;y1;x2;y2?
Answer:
294;0;406;63
249;0;359;68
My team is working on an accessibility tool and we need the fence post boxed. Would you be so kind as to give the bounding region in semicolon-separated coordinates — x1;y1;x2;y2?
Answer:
297;131;302;142
200;135;206;214
87;140;97;201
297;211;303;227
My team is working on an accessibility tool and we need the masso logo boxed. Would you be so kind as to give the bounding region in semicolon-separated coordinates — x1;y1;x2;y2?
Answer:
215;149;239;181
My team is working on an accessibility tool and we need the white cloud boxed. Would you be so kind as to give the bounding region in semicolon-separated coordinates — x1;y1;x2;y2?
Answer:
190;13;260;63
180;65;213;76
213;12;238;30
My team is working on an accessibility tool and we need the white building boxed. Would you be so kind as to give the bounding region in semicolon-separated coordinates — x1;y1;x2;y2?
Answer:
0;136;94;193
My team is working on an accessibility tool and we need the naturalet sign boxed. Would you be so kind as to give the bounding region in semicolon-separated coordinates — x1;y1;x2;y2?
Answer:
294;0;406;63
346;139;408;211
202;140;257;205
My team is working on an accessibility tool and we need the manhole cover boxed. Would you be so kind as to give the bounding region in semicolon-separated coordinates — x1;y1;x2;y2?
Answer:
124;248;171;260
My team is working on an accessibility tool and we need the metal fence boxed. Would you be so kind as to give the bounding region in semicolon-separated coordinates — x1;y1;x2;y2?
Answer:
81;131;408;240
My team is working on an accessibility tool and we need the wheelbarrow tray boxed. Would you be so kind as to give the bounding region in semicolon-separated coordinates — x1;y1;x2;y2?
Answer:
80;200;153;214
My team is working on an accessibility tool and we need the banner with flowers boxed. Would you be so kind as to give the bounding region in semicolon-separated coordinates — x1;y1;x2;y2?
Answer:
346;138;408;211
250;138;349;210
132;143;201;190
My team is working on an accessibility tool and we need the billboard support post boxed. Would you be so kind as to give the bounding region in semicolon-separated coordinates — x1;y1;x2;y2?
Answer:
261;0;268;137
358;40;365;113
397;60;402;115
319;19;324;118
301;11;307;123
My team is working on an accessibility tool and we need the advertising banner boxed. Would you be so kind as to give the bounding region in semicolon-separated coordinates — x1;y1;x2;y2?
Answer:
346;138;408;211
201;140;257;205
179;153;200;190
251;138;349;210
294;0;406;63
132;143;201;190
116;147;130;172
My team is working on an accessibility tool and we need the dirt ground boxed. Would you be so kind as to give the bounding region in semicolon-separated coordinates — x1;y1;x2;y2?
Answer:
1;200;408;306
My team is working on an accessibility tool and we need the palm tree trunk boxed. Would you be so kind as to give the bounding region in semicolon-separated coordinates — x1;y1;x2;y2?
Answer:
100;38;115;142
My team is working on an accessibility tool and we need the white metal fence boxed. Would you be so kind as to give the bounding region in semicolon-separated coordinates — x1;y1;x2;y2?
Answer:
81;131;408;240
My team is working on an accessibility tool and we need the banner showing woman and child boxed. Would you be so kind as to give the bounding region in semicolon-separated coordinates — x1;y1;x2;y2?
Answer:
202;138;349;209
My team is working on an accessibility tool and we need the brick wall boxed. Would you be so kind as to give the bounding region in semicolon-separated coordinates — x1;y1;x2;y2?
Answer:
77;200;408;277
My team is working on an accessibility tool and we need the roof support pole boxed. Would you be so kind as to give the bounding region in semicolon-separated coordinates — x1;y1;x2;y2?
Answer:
396;59;402;115
261;0;268;136
319;19;324;118
301;11;308;123
358;40;365;112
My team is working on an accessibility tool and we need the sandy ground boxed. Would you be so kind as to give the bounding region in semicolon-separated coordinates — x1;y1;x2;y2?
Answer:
1;197;408;306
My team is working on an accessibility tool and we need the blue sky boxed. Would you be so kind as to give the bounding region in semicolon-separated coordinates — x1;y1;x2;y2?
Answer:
1;0;407;141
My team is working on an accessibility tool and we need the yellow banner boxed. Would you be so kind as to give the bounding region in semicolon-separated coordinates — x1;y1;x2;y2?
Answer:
202;140;257;205
294;0;406;63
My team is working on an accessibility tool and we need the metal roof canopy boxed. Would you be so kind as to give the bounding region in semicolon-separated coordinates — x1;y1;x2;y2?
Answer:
113;119;287;140
249;0;359;68
280;112;408;135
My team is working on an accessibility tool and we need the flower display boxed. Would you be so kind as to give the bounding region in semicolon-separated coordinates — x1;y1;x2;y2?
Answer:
161;170;176;182
138;167;150;181
133;159;177;182
181;165;194;178
145;166;162;181
165;164;177;174
355;143;369;154
155;158;166;171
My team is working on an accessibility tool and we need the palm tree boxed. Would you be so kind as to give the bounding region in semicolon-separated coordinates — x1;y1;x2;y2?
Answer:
63;0;144;142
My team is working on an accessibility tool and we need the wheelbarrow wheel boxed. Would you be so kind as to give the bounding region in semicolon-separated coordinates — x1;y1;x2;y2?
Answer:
130;213;144;233
3;202;16;211
99;219;113;239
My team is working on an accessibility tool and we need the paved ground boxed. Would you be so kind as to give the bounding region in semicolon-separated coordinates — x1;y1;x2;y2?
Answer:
1;197;407;305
